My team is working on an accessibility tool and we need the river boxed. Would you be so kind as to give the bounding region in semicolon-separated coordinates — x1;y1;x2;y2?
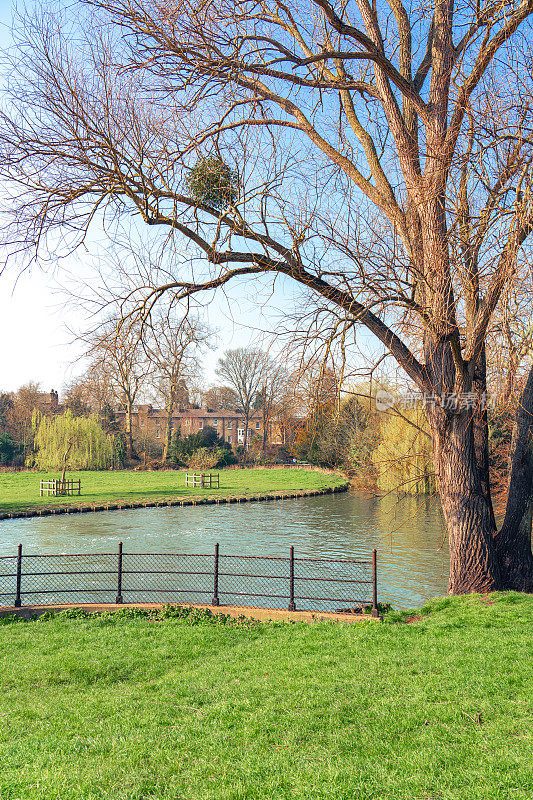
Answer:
0;490;448;608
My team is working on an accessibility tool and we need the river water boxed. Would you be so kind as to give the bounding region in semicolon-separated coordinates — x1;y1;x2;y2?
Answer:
0;491;448;608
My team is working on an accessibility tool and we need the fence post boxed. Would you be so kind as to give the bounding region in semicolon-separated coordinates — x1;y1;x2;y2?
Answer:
288;546;296;611
116;541;123;604
372;549;378;617
212;542;220;605
14;544;22;608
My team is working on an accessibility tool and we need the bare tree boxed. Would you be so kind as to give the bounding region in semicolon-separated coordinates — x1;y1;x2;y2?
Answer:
84;317;151;460
144;311;212;462
65;366;116;416
487;268;533;404
216;348;267;452
7;382;43;461
203;385;240;411
2;1;533;591
255;361;289;453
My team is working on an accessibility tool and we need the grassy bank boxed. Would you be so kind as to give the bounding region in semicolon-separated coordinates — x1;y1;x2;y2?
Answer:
0;593;531;799
0;468;345;515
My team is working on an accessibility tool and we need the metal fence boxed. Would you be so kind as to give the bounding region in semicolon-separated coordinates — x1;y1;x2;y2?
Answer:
0;544;378;615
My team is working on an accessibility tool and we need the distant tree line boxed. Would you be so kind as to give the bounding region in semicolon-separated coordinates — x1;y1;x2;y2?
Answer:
0;340;295;469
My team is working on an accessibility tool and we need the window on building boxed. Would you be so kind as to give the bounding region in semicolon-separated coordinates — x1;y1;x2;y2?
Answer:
227;435;231;444
256;422;260;429
238;428;244;439
227;421;232;428
199;420;204;429
213;419;218;426
156;429;161;438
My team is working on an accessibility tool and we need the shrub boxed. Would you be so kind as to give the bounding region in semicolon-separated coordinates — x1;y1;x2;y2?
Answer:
186;447;220;470
169;426;236;468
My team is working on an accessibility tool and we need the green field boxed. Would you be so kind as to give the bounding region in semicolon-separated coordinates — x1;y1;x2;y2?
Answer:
0;593;531;800
0;468;345;514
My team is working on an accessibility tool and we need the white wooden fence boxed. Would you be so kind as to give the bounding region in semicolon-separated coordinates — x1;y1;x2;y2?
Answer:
39;479;82;497
185;473;220;489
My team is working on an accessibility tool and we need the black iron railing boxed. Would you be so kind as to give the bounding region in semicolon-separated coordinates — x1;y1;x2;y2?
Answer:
0;544;378;615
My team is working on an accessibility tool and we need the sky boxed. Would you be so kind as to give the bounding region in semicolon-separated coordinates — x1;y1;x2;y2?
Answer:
0;268;80;393
0;1;74;392
0;251;280;395
0;0;381;399
0;1;276;395
0;3;72;392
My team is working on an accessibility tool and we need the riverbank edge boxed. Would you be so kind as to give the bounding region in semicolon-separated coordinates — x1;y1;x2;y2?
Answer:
0;479;349;521
0;599;378;623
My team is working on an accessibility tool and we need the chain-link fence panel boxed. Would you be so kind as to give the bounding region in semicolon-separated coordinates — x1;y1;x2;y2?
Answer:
0;556;17;606
218;554;290;608
294;557;374;612
19;554;117;605
1;546;376;614
121;553;215;603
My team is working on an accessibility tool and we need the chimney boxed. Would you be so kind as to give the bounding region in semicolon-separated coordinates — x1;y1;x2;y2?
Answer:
50;390;58;409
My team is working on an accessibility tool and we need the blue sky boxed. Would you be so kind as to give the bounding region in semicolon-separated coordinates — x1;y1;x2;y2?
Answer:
0;1;275;394
0;1;73;393
0;0;384;398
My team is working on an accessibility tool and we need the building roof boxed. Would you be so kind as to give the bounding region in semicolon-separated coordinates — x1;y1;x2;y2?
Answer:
126;406;261;421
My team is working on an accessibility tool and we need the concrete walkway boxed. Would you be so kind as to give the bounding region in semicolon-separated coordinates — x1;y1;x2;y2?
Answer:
0;601;381;623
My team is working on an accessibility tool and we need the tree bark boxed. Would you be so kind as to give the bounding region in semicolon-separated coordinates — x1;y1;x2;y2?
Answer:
494;366;533;591
424;325;502;595
428;402;502;594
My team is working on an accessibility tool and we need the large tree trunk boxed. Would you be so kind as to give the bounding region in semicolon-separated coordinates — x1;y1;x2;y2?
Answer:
494;366;533;591
418;197;502;594
428;401;502;594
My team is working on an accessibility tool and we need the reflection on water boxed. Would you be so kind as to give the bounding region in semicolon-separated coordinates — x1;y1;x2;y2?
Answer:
0;491;448;607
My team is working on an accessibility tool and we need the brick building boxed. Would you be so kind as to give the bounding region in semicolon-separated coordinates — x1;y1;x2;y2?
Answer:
33;392;286;451
121;404;274;450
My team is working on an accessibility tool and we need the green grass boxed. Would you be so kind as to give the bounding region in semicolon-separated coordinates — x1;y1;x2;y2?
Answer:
0;468;345;514
0;593;531;799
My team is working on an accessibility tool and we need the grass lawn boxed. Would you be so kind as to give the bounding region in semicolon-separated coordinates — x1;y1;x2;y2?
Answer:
0;468;345;514
0;594;531;800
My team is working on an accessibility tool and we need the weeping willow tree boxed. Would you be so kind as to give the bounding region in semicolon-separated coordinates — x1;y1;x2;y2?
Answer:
29;410;118;472
372;407;435;495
